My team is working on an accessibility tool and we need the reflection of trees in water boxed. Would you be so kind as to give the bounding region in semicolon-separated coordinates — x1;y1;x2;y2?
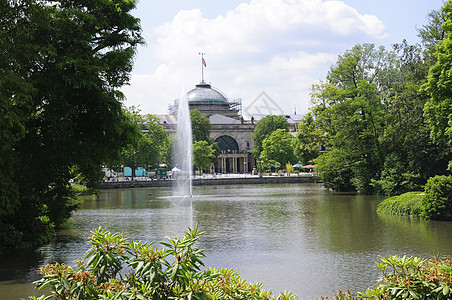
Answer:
377;213;452;254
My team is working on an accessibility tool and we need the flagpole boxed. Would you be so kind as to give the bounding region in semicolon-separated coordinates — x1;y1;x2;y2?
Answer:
199;52;205;83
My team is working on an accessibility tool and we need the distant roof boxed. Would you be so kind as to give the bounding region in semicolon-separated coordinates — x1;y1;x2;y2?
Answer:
155;114;177;125
209;114;242;125
286;114;306;123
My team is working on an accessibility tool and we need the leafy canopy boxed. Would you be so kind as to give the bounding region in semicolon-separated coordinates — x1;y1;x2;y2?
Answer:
252;115;289;159
0;0;143;253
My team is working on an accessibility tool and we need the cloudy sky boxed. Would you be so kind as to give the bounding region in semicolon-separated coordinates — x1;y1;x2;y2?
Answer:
121;0;444;117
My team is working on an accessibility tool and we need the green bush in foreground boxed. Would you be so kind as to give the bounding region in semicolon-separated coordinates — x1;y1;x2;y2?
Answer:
28;227;452;300
29;226;297;300
320;255;452;300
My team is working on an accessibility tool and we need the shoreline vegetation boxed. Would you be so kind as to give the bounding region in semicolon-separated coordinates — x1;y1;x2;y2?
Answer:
29;227;452;300
377;175;452;221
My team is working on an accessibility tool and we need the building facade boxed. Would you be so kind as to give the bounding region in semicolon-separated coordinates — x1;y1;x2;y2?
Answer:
166;81;256;173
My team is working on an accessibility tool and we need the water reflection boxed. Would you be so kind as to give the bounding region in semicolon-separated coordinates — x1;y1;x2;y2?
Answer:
2;184;452;300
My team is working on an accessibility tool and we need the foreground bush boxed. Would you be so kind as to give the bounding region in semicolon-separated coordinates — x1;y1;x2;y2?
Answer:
29;226;297;300
28;227;452;300
321;255;452;300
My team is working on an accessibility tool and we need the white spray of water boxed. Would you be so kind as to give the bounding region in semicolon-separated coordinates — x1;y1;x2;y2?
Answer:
173;89;193;205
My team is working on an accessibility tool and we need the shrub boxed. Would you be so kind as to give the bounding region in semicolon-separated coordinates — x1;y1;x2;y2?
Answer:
320;255;452;300
421;175;452;221
377;192;424;217
29;226;298;300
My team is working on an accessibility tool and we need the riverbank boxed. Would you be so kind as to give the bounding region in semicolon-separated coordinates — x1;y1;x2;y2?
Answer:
99;174;321;189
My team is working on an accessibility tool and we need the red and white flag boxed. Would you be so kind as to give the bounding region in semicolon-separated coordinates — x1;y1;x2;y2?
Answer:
202;58;206;67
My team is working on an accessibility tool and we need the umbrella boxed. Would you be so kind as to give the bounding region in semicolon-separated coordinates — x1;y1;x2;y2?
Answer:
292;163;302;168
302;164;317;169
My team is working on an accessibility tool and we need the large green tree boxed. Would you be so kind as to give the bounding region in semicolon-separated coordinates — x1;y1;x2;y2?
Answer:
312;44;391;193
252;115;289;158
294;114;322;165
137;115;170;167
120;109;169;177
425;1;452;148
190;109;211;142
418;7;447;64
260;129;296;170
189;109;219;166
313;38;450;194
193;140;215;173
0;0;143;253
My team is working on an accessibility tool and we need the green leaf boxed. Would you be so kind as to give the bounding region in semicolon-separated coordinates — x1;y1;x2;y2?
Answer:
443;285;450;295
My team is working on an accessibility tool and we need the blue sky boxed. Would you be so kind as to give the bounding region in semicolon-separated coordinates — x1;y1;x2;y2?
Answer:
121;0;445;117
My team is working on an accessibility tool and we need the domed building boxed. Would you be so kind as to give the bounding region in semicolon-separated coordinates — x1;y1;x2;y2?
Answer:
166;80;256;173
169;82;241;120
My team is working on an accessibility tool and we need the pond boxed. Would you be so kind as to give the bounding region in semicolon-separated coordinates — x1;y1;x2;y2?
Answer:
2;183;452;300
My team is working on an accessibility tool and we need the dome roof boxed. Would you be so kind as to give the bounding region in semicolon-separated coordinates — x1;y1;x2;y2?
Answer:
187;83;227;103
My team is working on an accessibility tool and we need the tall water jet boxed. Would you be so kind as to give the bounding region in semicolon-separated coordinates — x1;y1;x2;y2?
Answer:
173;89;193;204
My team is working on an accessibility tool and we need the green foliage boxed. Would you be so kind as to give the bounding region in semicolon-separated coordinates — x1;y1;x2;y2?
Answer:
286;162;295;175
30;227;298;300
191;109;212;143
311;44;390;193
138;114;169;167
0;0;143;253
421;175;452;220
418;7;446;65
316;148;355;192
378;175;452;221
294;114;322;165
260;129;296;170
424;1;452;145
312;34;451;194
252;115;289;159
377;192;425;216
371;153;422;196
320;255;452;300
193;140;215;172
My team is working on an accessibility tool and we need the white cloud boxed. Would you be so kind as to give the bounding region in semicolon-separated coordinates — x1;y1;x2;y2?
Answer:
122;0;388;116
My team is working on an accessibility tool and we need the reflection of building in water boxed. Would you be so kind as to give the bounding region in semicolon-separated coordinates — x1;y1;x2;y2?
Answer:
165;81;256;173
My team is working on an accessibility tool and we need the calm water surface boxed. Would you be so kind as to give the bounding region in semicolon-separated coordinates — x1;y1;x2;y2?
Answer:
2;183;452;300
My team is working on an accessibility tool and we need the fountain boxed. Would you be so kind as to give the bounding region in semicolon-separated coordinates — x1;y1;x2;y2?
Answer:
172;89;193;207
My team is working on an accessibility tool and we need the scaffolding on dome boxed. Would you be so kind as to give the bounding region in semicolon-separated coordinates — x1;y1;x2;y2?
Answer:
168;97;242;118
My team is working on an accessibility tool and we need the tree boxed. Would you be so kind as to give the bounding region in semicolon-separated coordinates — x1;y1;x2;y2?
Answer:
294;114;322;165
424;1;452;148
193;141;215;173
418;7;447;64
190;109;211;142
189;109;219;166
120;111;169;178
252;115;289;158
0;0;143;253
312;44;393;193
373;41;449;195
136;115;169;168
260;129;296;170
